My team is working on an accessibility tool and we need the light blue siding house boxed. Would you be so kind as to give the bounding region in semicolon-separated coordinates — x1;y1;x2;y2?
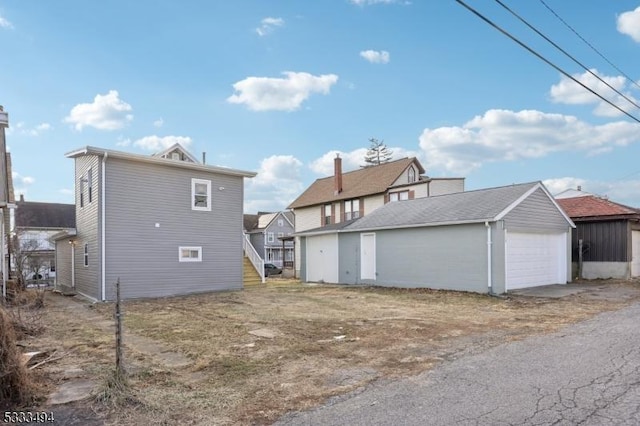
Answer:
297;182;575;294
54;144;256;301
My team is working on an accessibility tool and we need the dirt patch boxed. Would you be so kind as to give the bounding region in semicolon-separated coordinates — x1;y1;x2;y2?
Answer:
14;278;640;425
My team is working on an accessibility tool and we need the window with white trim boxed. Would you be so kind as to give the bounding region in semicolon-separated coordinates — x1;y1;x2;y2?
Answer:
179;246;202;262
84;243;89;267
79;177;85;208
191;178;211;211
408;166;416;183
344;198;360;220
389;191;410;202
323;204;332;226
278;232;284;239
278;219;284;227
267;232;275;243
87;168;93;203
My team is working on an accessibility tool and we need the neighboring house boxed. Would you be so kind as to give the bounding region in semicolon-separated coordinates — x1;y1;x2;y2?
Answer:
288;155;464;275
14;195;75;280
53;144;256;301
0;106;15;299
244;211;295;268
296;182;574;294
556;192;640;279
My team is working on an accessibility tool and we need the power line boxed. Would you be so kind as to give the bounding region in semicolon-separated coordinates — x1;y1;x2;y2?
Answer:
538;0;640;93
454;0;640;124
494;0;640;113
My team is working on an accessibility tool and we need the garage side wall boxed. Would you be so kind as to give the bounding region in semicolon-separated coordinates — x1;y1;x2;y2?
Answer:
365;224;488;292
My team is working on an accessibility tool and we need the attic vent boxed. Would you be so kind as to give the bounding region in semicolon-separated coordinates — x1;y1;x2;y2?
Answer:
171;152;181;160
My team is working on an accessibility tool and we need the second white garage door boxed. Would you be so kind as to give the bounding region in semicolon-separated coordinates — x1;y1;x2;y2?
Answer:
506;232;567;290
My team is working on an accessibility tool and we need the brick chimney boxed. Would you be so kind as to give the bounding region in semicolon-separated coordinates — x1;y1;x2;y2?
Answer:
334;154;343;195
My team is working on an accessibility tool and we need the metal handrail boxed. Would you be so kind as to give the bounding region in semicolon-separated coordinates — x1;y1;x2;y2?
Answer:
243;233;265;283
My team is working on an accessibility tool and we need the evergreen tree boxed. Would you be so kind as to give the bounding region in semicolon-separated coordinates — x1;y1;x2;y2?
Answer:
362;138;393;167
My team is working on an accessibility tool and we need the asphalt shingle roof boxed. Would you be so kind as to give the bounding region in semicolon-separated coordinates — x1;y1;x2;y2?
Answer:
288;157;424;209
556;195;639;219
343;182;540;232
16;201;76;229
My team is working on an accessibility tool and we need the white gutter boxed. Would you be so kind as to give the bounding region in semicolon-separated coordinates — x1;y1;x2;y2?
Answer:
101;152;107;301
485;221;493;293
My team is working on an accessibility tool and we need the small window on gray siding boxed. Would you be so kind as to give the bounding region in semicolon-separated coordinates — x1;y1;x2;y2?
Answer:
88;168;93;203
192;178;211;211
179;246;202;262
83;243;88;267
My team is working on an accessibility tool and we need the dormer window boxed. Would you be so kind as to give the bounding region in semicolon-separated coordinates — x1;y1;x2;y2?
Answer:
408;166;416;183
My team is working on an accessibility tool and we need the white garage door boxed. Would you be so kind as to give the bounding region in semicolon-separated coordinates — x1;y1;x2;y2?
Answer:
507;232;567;290
305;234;339;283
632;231;640;277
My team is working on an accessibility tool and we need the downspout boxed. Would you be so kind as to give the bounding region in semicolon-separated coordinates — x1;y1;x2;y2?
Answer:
485;221;493;294
101;152;107;301
71;242;75;289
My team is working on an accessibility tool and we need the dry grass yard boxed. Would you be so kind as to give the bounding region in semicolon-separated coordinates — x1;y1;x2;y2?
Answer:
13;278;640;425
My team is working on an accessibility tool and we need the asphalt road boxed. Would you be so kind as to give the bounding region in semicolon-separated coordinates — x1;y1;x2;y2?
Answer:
276;302;640;425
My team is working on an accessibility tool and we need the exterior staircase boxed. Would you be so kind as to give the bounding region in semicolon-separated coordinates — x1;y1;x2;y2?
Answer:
243;256;263;286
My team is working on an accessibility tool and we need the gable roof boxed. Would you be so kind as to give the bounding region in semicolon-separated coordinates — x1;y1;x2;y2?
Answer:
297;182;571;234
66;146;256;178
16;201;76;229
244;211;295;232
556;195;639;220
152;143;200;163
288;157;425;209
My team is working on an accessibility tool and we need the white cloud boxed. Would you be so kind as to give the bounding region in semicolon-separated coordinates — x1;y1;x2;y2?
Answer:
549;69;638;117
544;177;640;207
14;122;52;136
153;118;164;128
309;146;418;176
418;109;640;174
133;135;192;151
65;90;133;131
227;71;339;111
0;14;13;29
245;155;304;212
617;6;640;42
360;50;390;64
116;136;131;147
256;17;284;36
12;171;35;198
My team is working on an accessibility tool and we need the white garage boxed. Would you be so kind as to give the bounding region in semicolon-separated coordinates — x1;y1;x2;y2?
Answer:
305;233;339;283
506;232;568;290
297;182;575;294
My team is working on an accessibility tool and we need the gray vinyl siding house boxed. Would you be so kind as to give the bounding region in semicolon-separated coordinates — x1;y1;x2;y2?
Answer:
298;182;574;294
54;145;256;301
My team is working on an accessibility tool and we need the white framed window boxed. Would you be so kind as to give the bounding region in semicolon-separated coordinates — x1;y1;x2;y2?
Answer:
79;177;85;208
323;204;332;226
408;166;416;183
191;178;211;211
179;246;202;262
278;219;284;227
171;152;181;160
267;232;275;243
344;198;360;220
83;243;89;267
87;168;93;203
278;232;284;238
389;191;409;202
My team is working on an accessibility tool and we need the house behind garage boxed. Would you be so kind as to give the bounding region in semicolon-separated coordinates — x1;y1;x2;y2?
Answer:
297;182;574;294
556;191;640;279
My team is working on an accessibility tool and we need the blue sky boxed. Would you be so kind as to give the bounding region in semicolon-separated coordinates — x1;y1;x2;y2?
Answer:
2;0;640;212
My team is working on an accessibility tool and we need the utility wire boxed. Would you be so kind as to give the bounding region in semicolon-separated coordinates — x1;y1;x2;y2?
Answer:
494;0;640;113
538;0;640;93
454;0;640;124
